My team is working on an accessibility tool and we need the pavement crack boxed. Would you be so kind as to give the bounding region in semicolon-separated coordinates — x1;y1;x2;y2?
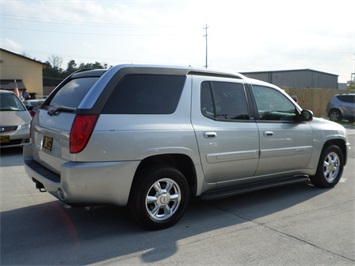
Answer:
260;224;355;263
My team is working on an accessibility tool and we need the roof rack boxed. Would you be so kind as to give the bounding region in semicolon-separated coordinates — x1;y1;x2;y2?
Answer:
187;70;243;80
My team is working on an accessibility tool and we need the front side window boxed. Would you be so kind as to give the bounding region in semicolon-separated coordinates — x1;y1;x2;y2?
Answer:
201;81;249;120
104;74;186;114
252;85;297;121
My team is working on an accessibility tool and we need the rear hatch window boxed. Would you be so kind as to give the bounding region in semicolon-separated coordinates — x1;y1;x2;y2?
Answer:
32;76;101;168
48;77;100;108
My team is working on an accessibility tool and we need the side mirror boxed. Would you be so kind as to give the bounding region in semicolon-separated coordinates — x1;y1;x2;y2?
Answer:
26;105;34;111
300;109;313;122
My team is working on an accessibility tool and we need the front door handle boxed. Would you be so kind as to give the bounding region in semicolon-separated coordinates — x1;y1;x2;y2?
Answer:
263;131;274;137
203;132;217;139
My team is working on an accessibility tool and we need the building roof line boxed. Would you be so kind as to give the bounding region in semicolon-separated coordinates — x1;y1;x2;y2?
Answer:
241;68;338;77
0;48;48;68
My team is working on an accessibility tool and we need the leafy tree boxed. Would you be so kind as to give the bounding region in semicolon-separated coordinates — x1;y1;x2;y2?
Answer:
43;55;64;79
63;60;78;76
78;61;107;70
43;56;108;86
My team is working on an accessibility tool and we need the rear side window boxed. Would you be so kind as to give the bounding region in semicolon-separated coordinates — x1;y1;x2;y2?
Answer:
103;74;186;114
49;77;99;108
201;81;249;120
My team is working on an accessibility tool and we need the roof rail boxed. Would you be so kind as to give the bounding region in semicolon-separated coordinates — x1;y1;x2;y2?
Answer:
187;70;243;80
73;68;94;73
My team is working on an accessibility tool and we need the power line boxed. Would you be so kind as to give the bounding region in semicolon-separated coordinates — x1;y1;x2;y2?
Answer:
0;14;184;29
2;26;184;37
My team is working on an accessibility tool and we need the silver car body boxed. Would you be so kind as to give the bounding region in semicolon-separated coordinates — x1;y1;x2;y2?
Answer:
24;65;349;207
0;90;31;148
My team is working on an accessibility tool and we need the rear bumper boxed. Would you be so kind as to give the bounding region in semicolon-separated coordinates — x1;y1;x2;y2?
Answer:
23;144;140;206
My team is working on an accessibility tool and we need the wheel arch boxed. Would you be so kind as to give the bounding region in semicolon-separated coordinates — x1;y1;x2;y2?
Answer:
328;108;343;117
132;154;198;197
322;139;347;166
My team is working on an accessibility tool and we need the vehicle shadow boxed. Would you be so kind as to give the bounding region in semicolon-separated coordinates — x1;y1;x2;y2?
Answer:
0;181;327;265
0;147;24;167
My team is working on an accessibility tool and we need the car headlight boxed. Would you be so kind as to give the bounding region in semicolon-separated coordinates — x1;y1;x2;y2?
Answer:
18;124;30;130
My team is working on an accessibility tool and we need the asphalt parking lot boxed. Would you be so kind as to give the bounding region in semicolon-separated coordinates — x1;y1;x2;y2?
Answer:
1;129;354;265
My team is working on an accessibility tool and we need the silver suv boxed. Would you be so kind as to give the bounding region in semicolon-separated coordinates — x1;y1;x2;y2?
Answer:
326;94;355;121
24;65;350;229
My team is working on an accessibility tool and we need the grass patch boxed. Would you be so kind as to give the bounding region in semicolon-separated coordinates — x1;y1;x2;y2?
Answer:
336;120;355;127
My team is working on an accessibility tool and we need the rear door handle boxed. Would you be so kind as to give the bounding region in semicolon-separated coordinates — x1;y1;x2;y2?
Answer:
203;132;217;139
263;131;274;137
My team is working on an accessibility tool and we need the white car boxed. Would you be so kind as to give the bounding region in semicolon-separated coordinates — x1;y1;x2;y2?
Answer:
24;99;45;117
0;90;31;148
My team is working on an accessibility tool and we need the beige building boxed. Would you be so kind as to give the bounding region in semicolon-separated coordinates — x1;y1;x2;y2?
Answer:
0;48;47;98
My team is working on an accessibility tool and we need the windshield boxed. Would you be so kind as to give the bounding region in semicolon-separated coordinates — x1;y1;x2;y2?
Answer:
48;77;99;108
0;93;26;111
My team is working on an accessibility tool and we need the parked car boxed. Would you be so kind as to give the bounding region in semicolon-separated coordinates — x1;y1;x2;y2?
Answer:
326;94;355;121
24;99;44;117
0;90;31;148
23;65;350;230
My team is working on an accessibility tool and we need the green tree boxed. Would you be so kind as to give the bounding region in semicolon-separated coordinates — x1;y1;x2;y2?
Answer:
63;60;78;77
43;55;63;78
43;56;109;86
78;61;107;70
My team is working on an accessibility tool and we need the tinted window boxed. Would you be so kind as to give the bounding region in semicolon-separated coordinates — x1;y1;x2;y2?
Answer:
337;95;355;103
201;81;249;120
0;93;26;111
49;77;99;108
103;74;186;114
252;85;297;121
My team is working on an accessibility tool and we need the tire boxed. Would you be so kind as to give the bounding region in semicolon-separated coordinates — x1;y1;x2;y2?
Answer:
328;109;342;121
310;145;344;188
128;166;190;230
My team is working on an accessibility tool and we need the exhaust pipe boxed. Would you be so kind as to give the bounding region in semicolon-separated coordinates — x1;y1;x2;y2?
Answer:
33;178;46;192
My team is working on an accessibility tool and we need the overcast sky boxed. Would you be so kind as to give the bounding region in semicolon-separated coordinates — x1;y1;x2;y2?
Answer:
2;0;355;82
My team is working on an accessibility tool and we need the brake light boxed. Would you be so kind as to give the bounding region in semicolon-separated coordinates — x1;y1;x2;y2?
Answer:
70;115;99;153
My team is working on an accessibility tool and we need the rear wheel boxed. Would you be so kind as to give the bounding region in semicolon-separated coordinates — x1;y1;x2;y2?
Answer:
328;109;342;121
129;166;189;230
310;145;344;188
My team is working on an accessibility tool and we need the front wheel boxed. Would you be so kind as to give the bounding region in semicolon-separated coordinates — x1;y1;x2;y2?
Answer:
129;166;190;230
310;145;344;188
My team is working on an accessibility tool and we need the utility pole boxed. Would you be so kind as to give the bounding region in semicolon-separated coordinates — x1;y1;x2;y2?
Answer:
352;31;355;82
203;24;208;68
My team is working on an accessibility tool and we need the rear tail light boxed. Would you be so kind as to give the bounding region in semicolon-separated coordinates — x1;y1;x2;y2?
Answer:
70;115;99;153
29;110;36;117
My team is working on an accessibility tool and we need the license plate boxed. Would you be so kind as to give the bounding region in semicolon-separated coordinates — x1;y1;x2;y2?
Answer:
0;135;10;143
43;136;53;151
